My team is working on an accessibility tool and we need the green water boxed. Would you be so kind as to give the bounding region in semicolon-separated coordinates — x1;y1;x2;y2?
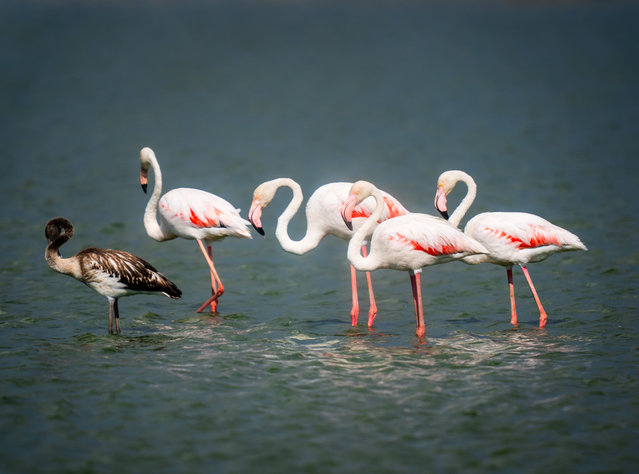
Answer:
1;1;638;472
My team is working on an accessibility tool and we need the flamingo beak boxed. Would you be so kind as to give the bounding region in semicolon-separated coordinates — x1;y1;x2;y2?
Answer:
248;199;265;236
341;195;357;231
140;169;148;194
434;186;449;220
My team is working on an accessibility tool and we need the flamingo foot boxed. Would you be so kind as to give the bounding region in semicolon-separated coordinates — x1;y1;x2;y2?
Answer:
415;325;426;339
196;291;222;314
539;311;548;328
367;306;377;328
350;306;359;326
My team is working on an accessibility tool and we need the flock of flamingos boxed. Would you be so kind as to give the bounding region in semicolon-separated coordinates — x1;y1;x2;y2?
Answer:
45;147;587;338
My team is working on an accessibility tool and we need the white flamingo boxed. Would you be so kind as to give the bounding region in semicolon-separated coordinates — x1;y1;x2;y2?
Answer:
139;147;251;313
248;178;408;327
45;217;182;334
434;170;587;327
340;180;487;338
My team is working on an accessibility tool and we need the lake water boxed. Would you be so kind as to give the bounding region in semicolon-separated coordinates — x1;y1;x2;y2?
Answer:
1;0;638;472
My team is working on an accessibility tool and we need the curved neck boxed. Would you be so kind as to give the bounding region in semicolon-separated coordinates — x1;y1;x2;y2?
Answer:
347;187;384;272
45;229;80;277
273;179;323;255
449;171;477;227
143;154;172;241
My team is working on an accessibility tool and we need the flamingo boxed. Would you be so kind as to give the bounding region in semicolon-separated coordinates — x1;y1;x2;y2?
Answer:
139;147;252;313
248;178;409;327
434;170;587;328
340;181;488;338
44;217;182;334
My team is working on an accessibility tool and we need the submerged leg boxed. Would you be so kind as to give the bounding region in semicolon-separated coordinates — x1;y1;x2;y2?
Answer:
196;240;224;313
361;246;377;327
520;265;548;328
350;264;359;326
410;270;425;338
108;297;115;335
114;299;121;335
507;267;518;326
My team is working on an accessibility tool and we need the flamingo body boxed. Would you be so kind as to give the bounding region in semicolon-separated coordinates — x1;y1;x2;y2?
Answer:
45;217;181;334
463;212;586;266
140;147;251;313
158;187;252;242
434;170;587;327
341;181;487;338
249;178;408;326
351;213;488;272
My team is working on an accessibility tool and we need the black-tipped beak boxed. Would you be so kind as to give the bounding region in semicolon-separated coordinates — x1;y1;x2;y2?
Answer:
434;186;449;220
341;207;353;231
252;222;265;236
248;199;265;236
141;183;148;194
340;195;356;231
344;217;353;231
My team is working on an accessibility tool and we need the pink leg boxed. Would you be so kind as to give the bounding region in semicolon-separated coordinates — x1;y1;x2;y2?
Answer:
350;264;359;326
410;271;425;338
507;267;518;325
520;265;548;328
196;240;224;313
361;246;377;327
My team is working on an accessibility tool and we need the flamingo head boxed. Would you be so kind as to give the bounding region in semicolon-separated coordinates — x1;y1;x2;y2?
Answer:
249;180;279;236
45;217;74;244
341;180;375;231
435;170;473;220
139;147;155;194
434;171;459;220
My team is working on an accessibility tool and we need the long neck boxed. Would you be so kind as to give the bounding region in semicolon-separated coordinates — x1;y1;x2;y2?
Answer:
347;188;384;272
143;155;172;241
273;179;323;255
45;232;81;278
449;171;477;227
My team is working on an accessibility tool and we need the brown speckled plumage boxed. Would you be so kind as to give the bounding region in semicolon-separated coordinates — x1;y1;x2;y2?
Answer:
45;217;181;334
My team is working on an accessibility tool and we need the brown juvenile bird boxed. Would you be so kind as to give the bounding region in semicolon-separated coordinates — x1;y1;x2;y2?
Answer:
45;217;182;334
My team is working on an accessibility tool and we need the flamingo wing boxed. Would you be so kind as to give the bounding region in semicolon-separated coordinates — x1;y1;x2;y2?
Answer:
466;212;586;264
78;248;182;298
374;214;486;269
159;188;251;240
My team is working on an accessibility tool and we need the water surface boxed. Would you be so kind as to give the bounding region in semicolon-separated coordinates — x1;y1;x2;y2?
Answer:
1;1;638;472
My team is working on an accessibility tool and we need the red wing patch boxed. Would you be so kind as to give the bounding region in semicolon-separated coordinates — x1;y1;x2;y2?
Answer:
383;196;406;219
484;225;560;249
351;197;406;222
352;207;372;219
189;209;219;228
390;233;459;256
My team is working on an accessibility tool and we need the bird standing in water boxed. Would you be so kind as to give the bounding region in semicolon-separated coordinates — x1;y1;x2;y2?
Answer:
341;181;487;338
45;217;182;334
139;147;251;313
434;170;587;327
249;178;408;327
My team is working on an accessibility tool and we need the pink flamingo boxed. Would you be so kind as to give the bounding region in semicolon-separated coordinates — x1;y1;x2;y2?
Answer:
45;217;182;334
248;178;408;327
139;147;252;313
340;180;487;338
434;170;587;328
